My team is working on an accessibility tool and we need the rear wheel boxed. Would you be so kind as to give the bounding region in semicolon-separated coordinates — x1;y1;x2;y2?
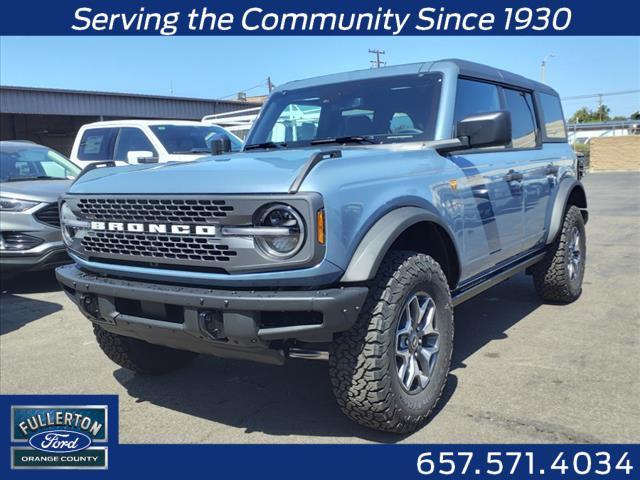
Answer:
329;251;453;433
532;205;586;303
93;324;197;374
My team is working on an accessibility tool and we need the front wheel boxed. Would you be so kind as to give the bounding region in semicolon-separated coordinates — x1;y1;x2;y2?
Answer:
329;251;453;433
532;205;586;303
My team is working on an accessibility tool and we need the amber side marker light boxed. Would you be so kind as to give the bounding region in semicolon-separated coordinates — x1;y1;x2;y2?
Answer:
316;209;326;245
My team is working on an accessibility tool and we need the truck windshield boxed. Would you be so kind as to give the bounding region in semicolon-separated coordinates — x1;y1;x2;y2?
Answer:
149;125;243;154
246;73;442;149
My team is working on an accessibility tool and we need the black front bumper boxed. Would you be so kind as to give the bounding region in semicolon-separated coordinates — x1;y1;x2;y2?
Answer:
56;265;368;365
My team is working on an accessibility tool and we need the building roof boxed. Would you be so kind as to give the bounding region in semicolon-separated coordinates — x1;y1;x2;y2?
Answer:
0;85;261;119
276;58;558;96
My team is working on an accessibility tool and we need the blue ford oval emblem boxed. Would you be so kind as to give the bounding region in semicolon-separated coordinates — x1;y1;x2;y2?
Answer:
28;429;92;453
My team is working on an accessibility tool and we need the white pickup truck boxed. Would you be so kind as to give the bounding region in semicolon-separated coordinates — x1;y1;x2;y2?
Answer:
70;119;243;168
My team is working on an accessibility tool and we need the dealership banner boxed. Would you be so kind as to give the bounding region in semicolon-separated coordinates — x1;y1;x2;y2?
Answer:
1;0;638;478
0;395;638;478
1;0;639;35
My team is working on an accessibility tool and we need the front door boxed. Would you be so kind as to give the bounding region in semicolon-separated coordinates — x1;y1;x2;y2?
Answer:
452;150;524;277
450;78;525;278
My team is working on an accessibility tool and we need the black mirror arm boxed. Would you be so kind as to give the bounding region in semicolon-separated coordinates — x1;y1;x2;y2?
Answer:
434;137;470;155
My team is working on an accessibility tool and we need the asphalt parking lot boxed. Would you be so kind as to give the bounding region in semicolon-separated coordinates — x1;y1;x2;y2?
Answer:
1;172;638;444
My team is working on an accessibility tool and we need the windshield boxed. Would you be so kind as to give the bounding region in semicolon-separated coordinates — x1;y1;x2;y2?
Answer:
0;144;80;182
149;125;243;154
246;73;442;148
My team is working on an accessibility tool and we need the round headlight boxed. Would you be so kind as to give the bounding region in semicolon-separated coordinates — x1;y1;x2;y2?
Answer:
255;204;305;258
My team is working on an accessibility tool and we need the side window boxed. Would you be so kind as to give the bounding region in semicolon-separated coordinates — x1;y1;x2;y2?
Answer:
77;128;117;161
539;93;567;140
503;89;537;149
453;78;501;126
114;128;157;161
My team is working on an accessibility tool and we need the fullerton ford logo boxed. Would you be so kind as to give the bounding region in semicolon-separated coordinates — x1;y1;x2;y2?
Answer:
28;430;92;453
90;221;216;236
11;404;109;470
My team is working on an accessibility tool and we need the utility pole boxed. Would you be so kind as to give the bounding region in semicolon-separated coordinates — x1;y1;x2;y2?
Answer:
597;93;604;121
541;53;555;83
267;76;274;93
369;49;386;68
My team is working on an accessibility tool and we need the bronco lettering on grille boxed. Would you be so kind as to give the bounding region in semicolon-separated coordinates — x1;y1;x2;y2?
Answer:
90;221;216;236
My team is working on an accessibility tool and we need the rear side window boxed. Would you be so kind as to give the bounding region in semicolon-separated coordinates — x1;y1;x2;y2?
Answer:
539;93;567;140
114;128;157;161
453;79;501;126
77;128;117;161
503;89;537;149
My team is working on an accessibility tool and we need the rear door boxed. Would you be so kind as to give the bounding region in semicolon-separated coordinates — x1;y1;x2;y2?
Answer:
501;87;549;252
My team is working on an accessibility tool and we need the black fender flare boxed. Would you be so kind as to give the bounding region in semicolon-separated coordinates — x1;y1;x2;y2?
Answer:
545;177;588;245
340;206;461;283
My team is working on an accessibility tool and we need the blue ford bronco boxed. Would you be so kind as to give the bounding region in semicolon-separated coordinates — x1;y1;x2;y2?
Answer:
57;59;587;433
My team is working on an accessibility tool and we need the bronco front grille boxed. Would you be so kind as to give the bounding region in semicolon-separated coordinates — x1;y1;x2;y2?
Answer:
68;194;321;274
81;231;237;263
77;198;234;223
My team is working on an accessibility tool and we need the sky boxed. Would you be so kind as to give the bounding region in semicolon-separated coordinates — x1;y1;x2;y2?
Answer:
1;36;639;117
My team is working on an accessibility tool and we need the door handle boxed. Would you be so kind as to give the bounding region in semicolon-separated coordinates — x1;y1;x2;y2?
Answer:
504;170;523;182
545;164;559;176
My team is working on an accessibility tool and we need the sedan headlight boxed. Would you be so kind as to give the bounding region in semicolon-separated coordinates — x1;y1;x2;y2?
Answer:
60;202;90;247
0;197;39;212
254;204;305;258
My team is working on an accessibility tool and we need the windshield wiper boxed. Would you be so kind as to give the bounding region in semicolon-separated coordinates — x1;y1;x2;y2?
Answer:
310;135;377;145
243;141;287;151
172;148;211;154
5;176;67;182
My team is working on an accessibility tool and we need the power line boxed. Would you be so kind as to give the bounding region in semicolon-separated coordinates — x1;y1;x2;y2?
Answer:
218;78;272;100
561;89;640;101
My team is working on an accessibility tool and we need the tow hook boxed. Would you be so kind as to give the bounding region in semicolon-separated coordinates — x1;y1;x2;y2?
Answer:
199;310;225;341
79;293;100;320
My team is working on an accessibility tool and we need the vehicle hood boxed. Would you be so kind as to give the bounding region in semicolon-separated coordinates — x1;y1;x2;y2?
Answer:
67;147;401;194
163;153;211;162
1;179;74;203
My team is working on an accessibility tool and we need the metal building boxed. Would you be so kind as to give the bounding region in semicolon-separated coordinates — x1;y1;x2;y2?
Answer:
0;86;260;155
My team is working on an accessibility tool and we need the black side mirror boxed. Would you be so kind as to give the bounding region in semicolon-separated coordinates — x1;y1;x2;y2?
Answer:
210;134;232;155
456;111;512;150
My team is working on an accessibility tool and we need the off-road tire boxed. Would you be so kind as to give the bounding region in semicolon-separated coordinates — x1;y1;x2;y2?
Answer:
532;205;586;303
93;324;197;374
329;251;454;434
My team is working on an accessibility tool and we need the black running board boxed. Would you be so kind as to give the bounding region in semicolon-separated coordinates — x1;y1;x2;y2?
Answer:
451;252;545;307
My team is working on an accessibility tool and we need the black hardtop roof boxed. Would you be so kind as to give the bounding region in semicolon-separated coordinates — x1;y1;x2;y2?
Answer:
277;58;560;97
445;58;559;96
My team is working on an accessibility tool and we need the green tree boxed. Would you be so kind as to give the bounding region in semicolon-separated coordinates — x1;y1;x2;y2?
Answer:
631;111;640;120
569;106;592;123
569;104;613;123
594;104;611;122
